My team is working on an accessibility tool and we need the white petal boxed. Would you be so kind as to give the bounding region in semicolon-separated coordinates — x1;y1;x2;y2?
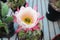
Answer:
15;7;40;29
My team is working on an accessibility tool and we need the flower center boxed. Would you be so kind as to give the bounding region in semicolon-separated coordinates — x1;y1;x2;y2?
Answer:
21;11;34;24
24;17;31;24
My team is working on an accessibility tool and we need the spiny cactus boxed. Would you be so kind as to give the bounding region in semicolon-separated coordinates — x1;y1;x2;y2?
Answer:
18;30;41;40
55;0;60;8
0;2;13;34
7;0;26;11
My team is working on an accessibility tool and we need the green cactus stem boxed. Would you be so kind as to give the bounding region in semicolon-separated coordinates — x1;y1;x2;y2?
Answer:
0;20;2;23
0;23;9;34
0;1;13;34
1;2;9;17
5;16;13;23
55;0;60;8
7;0;26;11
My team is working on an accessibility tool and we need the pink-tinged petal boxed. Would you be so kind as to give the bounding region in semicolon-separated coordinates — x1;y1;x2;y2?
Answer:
24;28;33;33
25;2;29;7
13;16;17;23
17;7;20;12
24;28;29;33
13;18;17;23
15;26;22;33
33;6;38;11
31;28;34;32
35;16;44;24
34;26;40;30
32;23;40;31
38;16;44;20
29;28;32;31
35;20;39;26
20;6;25;10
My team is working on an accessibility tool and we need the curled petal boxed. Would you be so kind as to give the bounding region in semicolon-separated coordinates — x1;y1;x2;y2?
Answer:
32;23;40;31
38;16;44;20
35;16;44;24
13;15;17;23
25;2;29;7
15;26;22;33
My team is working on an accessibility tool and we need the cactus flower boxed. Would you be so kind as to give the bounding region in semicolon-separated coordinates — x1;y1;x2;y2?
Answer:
14;6;44;33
